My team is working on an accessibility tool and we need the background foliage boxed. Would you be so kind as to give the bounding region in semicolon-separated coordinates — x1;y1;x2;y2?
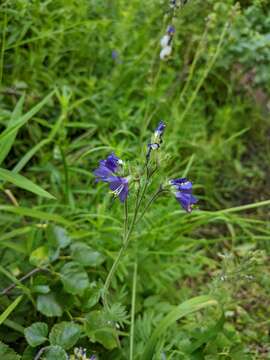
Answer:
0;0;270;359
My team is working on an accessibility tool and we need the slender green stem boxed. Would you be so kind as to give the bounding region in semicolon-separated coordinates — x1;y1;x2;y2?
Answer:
130;261;137;360
102;245;126;309
135;187;164;225
102;177;149;309
124;197;128;238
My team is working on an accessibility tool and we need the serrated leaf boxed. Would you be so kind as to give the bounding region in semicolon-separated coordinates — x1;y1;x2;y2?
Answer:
24;322;48;347
37;293;63;317
84;310;118;350
0;168;55;199
49;322;81;350
0;341;21;360
60;262;89;296
71;242;105;267
42;345;67;360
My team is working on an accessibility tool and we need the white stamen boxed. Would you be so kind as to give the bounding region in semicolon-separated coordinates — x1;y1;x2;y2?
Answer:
112;184;124;196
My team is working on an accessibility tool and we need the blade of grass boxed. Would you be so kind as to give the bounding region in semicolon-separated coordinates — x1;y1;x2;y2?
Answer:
3;319;25;334
0;226;32;243
141;295;218;360
129;261;137;360
0;266;32;300
0;91;54;143
0;295;23;326
0;95;25;165
0;168;55;199
13;111;65;173
0;205;69;225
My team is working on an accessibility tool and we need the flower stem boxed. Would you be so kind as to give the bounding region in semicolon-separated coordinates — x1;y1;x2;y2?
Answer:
102;178;148;309
135;186;164;225
102;245;126;309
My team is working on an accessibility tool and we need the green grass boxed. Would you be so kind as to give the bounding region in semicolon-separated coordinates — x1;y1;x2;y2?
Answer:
0;0;270;359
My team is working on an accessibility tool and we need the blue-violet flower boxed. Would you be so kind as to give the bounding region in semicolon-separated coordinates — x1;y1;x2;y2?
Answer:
154;121;166;140
170;177;197;212
93;153;129;202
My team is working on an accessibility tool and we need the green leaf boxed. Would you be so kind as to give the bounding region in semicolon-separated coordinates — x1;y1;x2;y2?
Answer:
141;295;219;360
37;293;63;317
29;246;50;266
22;346;35;360
53;226;71;248
0;341;21;360
0;168;55;199
29;245;59;266
42;345;67;360
49;225;71;249
84;310;118;350
49;322;81;350
82;282;102;310
0;95;25;165
71;242;105;267
0;295;23;325
0;91;54;144
32;285;50;294
187;313;225;354
60;262;89;296
24;322;48;347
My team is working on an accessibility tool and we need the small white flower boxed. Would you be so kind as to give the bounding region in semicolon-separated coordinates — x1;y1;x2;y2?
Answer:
160;34;170;48
160;46;172;60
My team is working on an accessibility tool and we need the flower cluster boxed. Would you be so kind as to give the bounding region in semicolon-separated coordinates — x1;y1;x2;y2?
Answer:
94;122;198;213
93;153;129;202
160;25;175;60
146;120;166;160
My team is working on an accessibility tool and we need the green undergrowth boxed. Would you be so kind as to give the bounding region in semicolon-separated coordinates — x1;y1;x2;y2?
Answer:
0;0;270;359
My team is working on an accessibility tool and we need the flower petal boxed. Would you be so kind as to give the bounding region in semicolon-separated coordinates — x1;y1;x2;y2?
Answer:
119;183;129;202
104;153;121;172
175;192;197;212
93;164;114;182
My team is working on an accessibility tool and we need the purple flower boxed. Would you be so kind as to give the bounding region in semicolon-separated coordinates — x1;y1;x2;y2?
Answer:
101;152;122;172
109;177;129;203
112;50;118;60
170;178;197;212
167;25;175;35
93;153;129;202
155;121;166;138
